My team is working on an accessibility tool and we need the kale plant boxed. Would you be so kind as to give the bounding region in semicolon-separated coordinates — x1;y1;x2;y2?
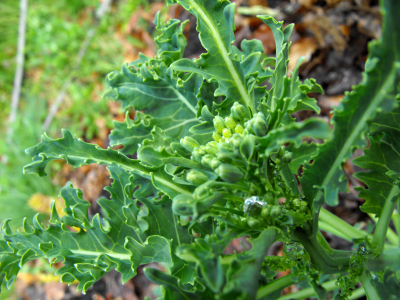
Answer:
1;0;400;299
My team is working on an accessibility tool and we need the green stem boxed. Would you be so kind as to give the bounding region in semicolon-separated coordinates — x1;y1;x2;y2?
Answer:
277;279;337;300
319;208;368;240
372;185;399;251
368;213;398;246
366;247;400;272
277;280;366;300
349;287;367;300
359;269;381;300
293;229;352;274
256;274;295;299
318;219;353;242
279;164;300;197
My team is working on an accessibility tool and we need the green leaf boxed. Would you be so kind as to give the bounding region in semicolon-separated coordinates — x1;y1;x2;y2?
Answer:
177;229;242;293
0;167;174;293
370;268;400;300
144;268;214;300
104;16;200;154
111;112;200;155
256;118;331;156
24;129;194;198
258;16;293;105
353;107;400;217
300;0;400;210
286;142;319;174
168;0;255;114
221;228;280;300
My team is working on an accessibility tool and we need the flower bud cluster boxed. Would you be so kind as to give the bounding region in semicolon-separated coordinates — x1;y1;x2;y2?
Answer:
211;102;271;145
177;103;311;230
239;199;309;229
275;146;294;165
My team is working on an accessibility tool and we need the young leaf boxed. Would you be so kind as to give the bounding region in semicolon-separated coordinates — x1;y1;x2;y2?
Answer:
168;0;255;114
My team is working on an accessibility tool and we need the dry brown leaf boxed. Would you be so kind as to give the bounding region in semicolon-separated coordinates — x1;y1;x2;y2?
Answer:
302;13;347;53
69;164;110;202
296;0;318;9
248;0;268;6
288;37;318;73
252;24;276;54
318;94;343;109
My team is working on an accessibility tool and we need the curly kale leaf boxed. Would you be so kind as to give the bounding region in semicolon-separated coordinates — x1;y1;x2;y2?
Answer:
0;165;196;293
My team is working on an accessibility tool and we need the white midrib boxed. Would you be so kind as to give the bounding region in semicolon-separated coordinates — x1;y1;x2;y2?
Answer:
170;86;197;114
187;0;252;111
314;66;396;203
72;249;131;261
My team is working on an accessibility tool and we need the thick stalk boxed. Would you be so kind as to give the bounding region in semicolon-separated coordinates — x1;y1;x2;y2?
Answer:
279;164;300;197
294;229;352;274
366;247;400;272
372;185;399;250
256;274;295;299
277;279;366;300
319;208;370;240
359;269;381;300
368;213;398;245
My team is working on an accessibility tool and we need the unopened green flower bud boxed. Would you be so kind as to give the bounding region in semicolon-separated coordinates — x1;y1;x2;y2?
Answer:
252;116;268;137
231;102;247;122
261;205;272;219
224;117;236;130
229;133;243;148
201;105;214;122
247;217;261;228
270;205;282;218
199;146;207;155
180;136;200;152
205;143;217;156
292;198;301;207
235;124;244;134
222;128;232;138
179;215;190;226
240;135;255;160
201;154;214;167
213;116;225;133
191;149;203;163
172;195;195;216
215;163;243;183
256;112;267;120
244;119;255;135
277;146;285;158
265;192;274;204
217;142;237;162
210;158;222;169
282;152;293;163
186;169;209;185
212;132;222;142
299;206;308;213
